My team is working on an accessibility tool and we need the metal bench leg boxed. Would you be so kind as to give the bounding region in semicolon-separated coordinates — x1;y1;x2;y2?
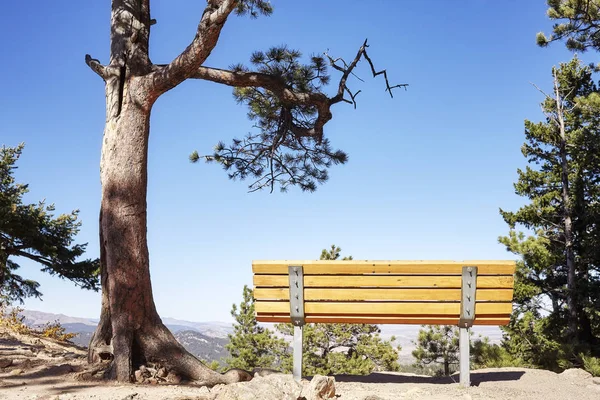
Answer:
293;325;303;381
459;326;470;387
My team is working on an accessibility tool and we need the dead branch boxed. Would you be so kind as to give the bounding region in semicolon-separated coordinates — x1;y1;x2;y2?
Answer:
84;55;117;80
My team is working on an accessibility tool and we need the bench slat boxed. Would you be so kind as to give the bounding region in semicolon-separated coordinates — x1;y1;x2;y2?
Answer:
255;315;510;326
254;275;514;289
253;260;516;275
253;288;514;302
255;301;512;316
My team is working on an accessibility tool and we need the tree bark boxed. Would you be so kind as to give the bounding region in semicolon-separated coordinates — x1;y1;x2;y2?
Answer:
86;0;250;385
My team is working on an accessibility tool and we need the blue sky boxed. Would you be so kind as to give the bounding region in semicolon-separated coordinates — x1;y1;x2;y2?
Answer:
0;1;586;322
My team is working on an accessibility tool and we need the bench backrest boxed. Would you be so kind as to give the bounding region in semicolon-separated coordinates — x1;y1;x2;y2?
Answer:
252;260;516;326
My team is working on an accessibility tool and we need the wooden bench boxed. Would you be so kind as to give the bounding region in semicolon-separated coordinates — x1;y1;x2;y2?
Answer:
252;260;516;386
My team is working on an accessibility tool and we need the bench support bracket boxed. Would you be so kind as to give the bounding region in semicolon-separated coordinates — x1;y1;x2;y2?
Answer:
459;266;478;387
288;265;305;381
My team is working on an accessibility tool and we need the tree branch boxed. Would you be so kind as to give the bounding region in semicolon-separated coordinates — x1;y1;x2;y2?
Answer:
149;0;238;94
84;54;118;80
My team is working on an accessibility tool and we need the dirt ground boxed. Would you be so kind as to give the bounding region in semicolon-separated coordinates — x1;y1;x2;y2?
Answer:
1;328;599;400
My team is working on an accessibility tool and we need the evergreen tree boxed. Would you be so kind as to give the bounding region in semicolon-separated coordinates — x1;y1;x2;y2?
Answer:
276;245;401;375
412;325;459;376
412;325;499;376
499;57;600;369
225;285;289;371
0;144;99;304
537;0;600;53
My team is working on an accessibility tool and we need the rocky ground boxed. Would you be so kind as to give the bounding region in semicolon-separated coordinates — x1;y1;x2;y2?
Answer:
1;328;600;400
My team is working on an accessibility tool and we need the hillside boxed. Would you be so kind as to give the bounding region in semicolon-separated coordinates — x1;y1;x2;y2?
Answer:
16;309;503;365
1;326;599;399
17;309;232;364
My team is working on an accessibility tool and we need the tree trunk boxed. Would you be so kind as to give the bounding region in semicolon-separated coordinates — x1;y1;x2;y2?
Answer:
554;71;578;340
86;0;250;385
443;359;449;376
87;74;249;385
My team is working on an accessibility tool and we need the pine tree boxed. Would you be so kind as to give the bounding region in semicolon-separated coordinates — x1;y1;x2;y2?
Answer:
225;285;289;372
276;245;401;375
0;144;99;304
85;0;404;383
412;325;459;376
499;57;600;369
412;325;497;376
537;0;600;53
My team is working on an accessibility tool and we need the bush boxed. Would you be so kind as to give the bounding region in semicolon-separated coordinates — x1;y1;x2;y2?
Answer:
0;303;31;335
581;354;600;377
0;302;76;342
40;320;77;342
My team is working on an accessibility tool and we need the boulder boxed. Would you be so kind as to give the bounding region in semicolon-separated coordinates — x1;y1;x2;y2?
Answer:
300;375;336;400
212;374;302;400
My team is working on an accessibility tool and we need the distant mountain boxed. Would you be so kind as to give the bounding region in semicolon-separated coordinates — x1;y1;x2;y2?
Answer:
161;317;233;338
18;309;233;363
174;330;229;363
19;309;98;328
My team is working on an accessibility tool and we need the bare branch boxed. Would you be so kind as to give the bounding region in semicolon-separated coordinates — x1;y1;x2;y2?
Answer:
85;54;117;80
362;47;408;98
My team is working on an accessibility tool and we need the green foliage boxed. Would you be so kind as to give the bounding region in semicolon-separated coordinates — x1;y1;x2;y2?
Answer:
202;359;223;372
0;144;99;304
275;245;401;375
198;48;348;193
537;0;600;52
234;0;273;18
412;325;459;376
471;337;526;369
412;326;519;375
225;285;290;371
276;320;401;376
581;354;600;376
499;58;600;370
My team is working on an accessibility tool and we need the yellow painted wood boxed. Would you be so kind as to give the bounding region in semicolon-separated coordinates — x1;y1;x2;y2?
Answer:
252;260;516;275
254;301;512;316
253;288;514;302
255;315;510;326
253;275;514;289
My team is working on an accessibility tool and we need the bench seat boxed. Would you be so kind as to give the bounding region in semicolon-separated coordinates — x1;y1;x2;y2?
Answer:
252;260;516;386
253;260;515;326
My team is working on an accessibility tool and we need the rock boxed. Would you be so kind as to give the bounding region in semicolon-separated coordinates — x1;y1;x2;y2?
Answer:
586;384;600;392
559;368;592;381
11;358;32;367
212;374;302;400
0;359;13;368
252;368;282;377
592;377;600;385
148;378;158;385
9;368;23;375
134;370;144;383
166;371;182;384
300;375;335;400
157;367;168;378
363;395;385;400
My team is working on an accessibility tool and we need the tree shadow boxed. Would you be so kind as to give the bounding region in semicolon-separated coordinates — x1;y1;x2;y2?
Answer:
330;370;526;385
